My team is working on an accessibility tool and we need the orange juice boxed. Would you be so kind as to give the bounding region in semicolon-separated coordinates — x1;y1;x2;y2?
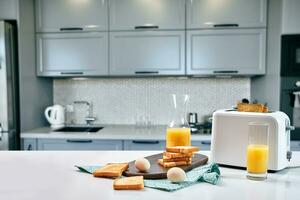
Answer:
166;128;191;147
247;144;269;174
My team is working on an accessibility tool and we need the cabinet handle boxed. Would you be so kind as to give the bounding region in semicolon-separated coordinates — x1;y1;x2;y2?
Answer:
60;27;83;31
132;140;159;144
201;141;211;145
135;71;159;74
66;140;93;143
60;72;84;75
27;144;32;151
135;25;159;30
213;24;239;28
213;70;238;74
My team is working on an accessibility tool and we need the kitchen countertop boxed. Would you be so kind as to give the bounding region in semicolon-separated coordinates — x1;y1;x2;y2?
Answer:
0;151;299;200
20;125;211;141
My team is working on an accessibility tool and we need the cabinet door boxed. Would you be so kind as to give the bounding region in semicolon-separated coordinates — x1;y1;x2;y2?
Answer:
22;139;37;151
35;0;108;32
0;0;18;20
124;140;166;150
109;0;185;31
187;29;266;76
37;139;123;150
37;32;108;77
110;31;185;76
187;0;267;29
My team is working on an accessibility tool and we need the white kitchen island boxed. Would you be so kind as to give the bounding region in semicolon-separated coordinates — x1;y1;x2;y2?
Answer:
0;151;299;200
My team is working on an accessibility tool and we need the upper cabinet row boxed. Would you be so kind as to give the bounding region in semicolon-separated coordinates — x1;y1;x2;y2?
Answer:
36;0;266;32
35;0;267;77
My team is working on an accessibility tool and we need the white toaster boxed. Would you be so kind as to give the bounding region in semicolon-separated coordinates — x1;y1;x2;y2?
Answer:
211;110;294;171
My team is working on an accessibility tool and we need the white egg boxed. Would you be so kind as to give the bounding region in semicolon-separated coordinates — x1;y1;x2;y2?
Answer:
167;167;186;183
134;158;151;172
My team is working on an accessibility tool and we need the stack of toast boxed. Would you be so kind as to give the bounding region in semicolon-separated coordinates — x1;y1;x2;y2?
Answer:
158;146;200;168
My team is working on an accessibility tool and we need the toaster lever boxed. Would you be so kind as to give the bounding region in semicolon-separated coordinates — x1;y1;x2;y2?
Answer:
287;151;292;162
286;125;295;131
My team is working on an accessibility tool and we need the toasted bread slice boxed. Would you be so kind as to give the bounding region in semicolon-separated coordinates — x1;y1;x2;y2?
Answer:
162;156;192;163
113;176;144;190
93;163;129;178
158;159;191;168
163;151;194;158
166;146;199;154
237;103;268;113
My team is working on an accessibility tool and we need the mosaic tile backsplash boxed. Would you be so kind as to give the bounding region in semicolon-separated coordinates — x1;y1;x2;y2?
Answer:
54;78;250;125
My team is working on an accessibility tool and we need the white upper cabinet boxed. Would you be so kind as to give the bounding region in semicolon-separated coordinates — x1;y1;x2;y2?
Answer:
187;0;267;29
37;32;108;76
109;0;185;31
110;31;185;75
187;29;266;75
35;0;108;32
282;0;300;34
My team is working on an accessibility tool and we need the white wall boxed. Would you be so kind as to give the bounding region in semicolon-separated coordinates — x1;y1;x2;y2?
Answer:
54;78;250;125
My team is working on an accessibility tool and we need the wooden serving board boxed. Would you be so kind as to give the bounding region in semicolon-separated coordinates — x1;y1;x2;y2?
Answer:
123;153;208;179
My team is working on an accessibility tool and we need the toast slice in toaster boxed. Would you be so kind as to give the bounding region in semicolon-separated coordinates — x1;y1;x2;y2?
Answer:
92;163;129;178
237;103;268;113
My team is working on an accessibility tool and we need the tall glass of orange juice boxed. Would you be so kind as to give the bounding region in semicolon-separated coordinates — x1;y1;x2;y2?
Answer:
166;94;191;148
246;122;269;180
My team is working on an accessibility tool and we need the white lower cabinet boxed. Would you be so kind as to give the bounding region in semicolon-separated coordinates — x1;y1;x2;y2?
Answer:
22;138;211;151
37;139;123;150
291;141;300;151
124;140;166;150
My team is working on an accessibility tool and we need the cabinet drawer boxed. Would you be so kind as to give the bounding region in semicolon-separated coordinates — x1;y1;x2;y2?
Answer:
192;140;211;151
187;0;267;29
37;32;108;76
187;29;266;76
109;0;185;31
35;0;108;32
110;31;185;76
38;139;123;150
22;139;37;151
124;140;166;151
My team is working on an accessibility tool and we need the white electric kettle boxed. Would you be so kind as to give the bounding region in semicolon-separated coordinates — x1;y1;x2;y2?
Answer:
44;105;65;129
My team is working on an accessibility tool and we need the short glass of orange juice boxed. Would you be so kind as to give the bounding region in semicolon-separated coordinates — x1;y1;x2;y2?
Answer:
246;122;269;180
166;94;191;147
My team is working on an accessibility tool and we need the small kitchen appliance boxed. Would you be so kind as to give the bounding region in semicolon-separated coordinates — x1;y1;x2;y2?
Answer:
44;105;65;129
211;110;294;171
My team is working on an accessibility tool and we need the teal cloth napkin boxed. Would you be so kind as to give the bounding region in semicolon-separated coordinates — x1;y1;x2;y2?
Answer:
75;163;220;192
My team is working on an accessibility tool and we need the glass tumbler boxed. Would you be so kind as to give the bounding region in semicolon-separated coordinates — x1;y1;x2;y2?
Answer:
246;122;269;180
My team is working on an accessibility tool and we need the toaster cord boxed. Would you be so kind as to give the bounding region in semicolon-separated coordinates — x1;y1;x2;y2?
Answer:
286;165;300;169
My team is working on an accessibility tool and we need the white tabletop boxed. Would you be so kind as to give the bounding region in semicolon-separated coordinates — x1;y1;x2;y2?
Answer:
0;151;300;200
